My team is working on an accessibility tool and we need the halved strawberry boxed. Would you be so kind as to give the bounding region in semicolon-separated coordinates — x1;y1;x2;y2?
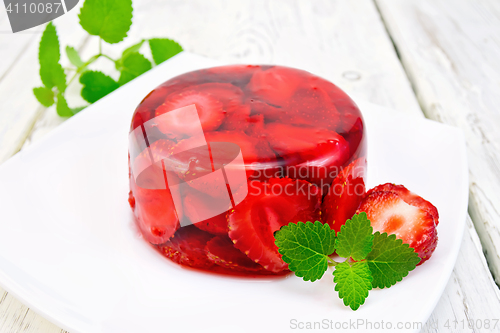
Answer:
228;178;321;273
264;123;350;187
129;139;181;244
246;66;302;107
183;187;230;235
157;225;215;269
322;158;367;233
357;184;438;264
367;183;439;225
206;235;270;273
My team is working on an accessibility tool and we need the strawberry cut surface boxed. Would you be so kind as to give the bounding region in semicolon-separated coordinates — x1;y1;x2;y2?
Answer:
357;183;438;264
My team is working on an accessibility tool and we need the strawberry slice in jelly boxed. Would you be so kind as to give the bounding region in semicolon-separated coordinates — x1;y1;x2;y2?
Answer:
264;123;350;188
129;139;181;244
205;131;280;180
228;178;321;273
206;235;271;273
157;225;215;269
183;187;230;235
247;66;302;107
155;87;225;139
322;158;366;233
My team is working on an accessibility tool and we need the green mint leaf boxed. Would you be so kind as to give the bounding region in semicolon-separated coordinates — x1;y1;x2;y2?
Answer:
117;52;152;86
149;38;183;65
333;261;373;311
39;22;66;92
366;232;420;289
33;87;54;107
335;212;374;261
56;92;73;117
275;221;336;282
80;71;119;103
79;0;133;44
66;46;85;69
116;40;145;69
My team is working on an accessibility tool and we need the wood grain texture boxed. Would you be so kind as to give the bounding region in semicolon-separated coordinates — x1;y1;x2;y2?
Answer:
376;0;500;287
0;0;498;332
0;6;88;164
424;217;500;332
0;10;40;81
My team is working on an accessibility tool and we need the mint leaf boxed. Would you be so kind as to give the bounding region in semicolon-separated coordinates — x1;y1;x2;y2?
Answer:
56;92;73;117
66;46;85;68
39;22;66;92
116;40;145;69
79;0;133;44
366;232;420;289
335;213;374;261
149;38;183;65
275;221;336;282
80;71;119;103
33;87;54;107
117;52;152;85
333;261;373;310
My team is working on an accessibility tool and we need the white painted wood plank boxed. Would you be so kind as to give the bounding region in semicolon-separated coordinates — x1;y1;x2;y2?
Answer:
0;290;66;333
422;217;500;333
0;4;88;164
376;0;500;287
0;8;42;81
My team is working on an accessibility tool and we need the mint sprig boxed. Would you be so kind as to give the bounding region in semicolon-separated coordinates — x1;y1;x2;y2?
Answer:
275;212;420;311
34;0;183;117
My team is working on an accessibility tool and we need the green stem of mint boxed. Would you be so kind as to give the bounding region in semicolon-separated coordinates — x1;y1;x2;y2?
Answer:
66;51;116;87
327;258;339;267
101;53;117;63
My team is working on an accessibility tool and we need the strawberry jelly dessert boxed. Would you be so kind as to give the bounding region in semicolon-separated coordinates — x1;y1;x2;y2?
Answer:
128;65;367;276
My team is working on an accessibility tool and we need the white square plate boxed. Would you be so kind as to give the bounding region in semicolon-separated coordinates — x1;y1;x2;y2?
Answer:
0;53;467;333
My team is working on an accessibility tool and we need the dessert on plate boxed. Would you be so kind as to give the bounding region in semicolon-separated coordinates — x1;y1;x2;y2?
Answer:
128;65;437;276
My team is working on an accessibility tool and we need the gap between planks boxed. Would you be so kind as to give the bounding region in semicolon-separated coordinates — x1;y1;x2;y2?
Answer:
374;0;500;291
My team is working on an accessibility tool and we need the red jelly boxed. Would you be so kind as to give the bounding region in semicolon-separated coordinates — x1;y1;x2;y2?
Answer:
128;65;367;276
